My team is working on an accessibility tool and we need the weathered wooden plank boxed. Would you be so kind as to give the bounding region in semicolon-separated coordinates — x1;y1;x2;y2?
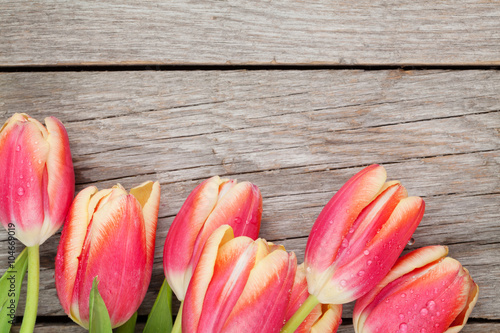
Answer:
1;1;499;66
0;70;498;325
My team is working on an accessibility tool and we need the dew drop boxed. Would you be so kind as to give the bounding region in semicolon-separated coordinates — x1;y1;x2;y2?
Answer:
26;183;31;188
37;159;42;164
399;323;408;333
306;266;312;273
19;174;23;179
367;260;373;266
398;313;404;320
17;187;24;196
407;238;415;246
420;329;427;333
234;217;242;224
427;300;436;310
420;308;428;317
357;270;365;277
16;145;21;152
400;293;406;298
434;323;439;328
340;280;347;287
363;250;370;256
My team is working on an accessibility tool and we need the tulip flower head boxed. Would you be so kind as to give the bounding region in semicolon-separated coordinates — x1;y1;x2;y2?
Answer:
304;164;425;304
163;176;262;301
183;225;297;333
353;245;479;333
0;113;74;246
285;264;342;333
55;181;160;328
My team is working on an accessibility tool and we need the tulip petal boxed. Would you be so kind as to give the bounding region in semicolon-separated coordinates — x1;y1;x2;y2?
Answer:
311;304;342;333
163;176;224;299
41;116;75;244
0;114;50;246
305;164;387;278
318;196;424;305
353;245;449;331
195;237;257;332
55;186;98;319
192;181;262;267
445;268;479;333
72;194;148;328
130;181;161;270
223;250;297;333
183;225;235;333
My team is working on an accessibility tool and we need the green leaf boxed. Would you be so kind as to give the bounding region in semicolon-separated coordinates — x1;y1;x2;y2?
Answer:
114;311;137;333
0;248;28;332
89;277;113;333
143;279;173;333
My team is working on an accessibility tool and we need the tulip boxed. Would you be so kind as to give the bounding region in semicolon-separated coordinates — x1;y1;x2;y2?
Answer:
285;264;342;333
353;245;479;333
163;175;262;301
0;113;74;332
283;165;424;332
55;181;160;329
180;225;296;333
0;113;74;246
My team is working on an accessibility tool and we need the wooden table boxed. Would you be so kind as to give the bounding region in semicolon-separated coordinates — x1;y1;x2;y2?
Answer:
1;1;499;332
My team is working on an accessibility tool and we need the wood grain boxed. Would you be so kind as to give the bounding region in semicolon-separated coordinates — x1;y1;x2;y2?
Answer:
0;70;498;329
1;1;499;66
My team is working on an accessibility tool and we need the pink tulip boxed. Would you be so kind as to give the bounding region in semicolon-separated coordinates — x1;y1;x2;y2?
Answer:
304;164;425;304
353;245;479;333
163;176;262;300
0;113;74;246
182;225;296;333
55;181;160;328
285;264;342;333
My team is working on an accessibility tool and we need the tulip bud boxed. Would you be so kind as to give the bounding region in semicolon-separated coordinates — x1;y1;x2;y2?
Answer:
304;164;425;304
353;245;479;333
285;263;342;333
55;181;160;329
0;113;74;246
163;176;262;301
182;225;296;333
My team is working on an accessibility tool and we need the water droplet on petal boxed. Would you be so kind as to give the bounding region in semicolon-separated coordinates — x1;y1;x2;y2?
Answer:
407;238;415;246
400;293;406;298
420;308;428;316
306;266;312;273
234;217;242;224
367;260;373;266
399;323;408;333
357;270;365;277
19;174;23;179
16;145;21;152
398;313;404;320
341;239;349;248
340;280;347;287
37;159;42;164
17;187;24;196
427;300;436;310
363;250;370;256
420;329;427;333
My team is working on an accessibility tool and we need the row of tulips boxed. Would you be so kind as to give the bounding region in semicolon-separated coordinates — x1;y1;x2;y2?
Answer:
0;113;478;333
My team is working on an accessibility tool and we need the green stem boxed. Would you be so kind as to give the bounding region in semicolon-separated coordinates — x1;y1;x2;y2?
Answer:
171;301;184;333
20;245;40;333
281;294;319;333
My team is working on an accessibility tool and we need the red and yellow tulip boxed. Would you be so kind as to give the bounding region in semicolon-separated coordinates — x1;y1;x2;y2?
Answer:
182;225;296;333
285;264;342;333
55;181;160;329
353;245;479;333
163;176;262;301
304;164;425;304
0;113;74;246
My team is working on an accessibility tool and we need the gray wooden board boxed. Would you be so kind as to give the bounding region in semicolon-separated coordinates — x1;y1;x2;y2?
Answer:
1;1;500;66
0;70;498;328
